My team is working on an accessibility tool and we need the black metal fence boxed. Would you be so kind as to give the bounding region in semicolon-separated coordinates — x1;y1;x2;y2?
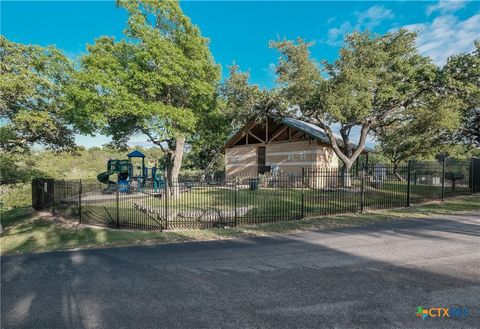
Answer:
32;159;479;231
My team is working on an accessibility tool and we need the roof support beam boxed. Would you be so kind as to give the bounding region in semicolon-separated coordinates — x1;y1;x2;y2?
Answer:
267;126;288;144
248;132;265;143
291;129;305;140
265;120;268;143
227;121;257;147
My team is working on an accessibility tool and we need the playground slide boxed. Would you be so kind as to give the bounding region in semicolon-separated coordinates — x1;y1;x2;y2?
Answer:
97;170;117;185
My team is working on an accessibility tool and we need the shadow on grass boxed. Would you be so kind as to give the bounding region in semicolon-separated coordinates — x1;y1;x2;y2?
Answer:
1;206;35;228
1;195;479;255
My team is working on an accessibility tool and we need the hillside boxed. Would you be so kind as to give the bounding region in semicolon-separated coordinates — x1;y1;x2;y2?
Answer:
0;147;168;209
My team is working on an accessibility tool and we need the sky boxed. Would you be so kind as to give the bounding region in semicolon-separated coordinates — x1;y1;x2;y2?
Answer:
1;0;479;148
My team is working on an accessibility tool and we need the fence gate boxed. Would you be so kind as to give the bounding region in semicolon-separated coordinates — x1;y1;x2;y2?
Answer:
473;158;480;193
32;178;54;210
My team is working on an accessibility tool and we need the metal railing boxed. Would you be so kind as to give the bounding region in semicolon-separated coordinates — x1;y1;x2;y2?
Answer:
32;159;479;231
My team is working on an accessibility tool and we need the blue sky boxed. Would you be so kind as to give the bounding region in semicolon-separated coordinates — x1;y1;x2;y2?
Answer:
2;0;479;148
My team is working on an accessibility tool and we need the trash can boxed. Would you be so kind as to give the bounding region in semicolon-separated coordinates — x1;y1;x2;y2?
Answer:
249;178;259;191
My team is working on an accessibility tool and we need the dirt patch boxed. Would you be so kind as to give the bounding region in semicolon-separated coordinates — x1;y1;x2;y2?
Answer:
36;211;85;229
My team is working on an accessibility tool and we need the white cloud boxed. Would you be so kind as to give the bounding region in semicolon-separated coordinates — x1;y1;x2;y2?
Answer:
326;17;336;25
262;62;277;81
403;13;480;66
426;0;468;15
327;21;353;46
326;5;394;46
356;5;394;29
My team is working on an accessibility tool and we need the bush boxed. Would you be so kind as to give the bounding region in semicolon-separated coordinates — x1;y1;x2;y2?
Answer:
0;183;31;209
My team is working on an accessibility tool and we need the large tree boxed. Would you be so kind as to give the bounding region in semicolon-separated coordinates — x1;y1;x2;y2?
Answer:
221;65;283;128
271;30;438;185
67;0;220;195
375;94;462;178
442;40;480;147
184;101;231;171
196;65;283;172
0;36;75;153
376;41;480;173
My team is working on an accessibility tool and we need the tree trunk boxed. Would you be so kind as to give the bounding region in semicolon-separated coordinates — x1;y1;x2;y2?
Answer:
393;162;404;181
164;136;185;198
340;126;353;159
317;120;372;188
341;161;353;188
340;127;354;187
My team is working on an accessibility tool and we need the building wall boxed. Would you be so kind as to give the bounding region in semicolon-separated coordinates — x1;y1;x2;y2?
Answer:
225;140;340;187
265;140;316;174
309;143;340;188
225;146;258;176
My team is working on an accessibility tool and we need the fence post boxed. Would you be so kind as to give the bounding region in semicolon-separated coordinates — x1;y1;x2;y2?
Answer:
52;180;55;208
234;182;237;227
78;179;82;224
31;179;36;210
469;159;474;194
441;156;445;201
360;169;365;213
406;161;412;207
164;175;168;230
41;179;45;209
116;187;120;228
301;168;305;219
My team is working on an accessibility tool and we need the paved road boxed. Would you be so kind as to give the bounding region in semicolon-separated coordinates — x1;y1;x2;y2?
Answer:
2;212;480;329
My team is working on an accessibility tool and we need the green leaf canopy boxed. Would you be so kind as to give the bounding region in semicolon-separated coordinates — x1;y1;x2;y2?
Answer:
67;0;220;151
0;36;75;152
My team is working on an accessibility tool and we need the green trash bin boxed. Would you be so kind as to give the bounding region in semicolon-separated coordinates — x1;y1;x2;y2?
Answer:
249;178;259;191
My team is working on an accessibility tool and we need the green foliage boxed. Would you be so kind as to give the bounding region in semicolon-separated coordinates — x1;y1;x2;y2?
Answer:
0;147;167;209
184;105;231;170
221;65;285;128
0;153;45;184
376;40;479;163
271;30;439;168
0;36;75;152
0;184;31;210
67;0;220;150
192;64;287;171
442;41;480;146
375;94;462;166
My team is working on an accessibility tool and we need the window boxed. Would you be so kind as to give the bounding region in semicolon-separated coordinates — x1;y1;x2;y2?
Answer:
300;151;307;160
287;153;294;160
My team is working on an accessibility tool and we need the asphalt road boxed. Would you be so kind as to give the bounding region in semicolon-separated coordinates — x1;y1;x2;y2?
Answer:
2;212;479;329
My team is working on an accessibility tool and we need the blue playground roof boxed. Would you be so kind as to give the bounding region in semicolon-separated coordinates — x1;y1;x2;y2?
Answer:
127;150;146;158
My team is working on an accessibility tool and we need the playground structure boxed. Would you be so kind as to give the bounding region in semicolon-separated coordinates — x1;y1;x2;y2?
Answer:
96;150;164;193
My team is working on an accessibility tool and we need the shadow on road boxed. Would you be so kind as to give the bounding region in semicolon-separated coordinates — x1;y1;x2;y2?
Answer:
2;213;479;329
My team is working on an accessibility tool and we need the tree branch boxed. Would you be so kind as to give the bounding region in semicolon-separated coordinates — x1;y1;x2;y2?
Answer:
315;117;351;166
141;129;166;152
349;122;371;164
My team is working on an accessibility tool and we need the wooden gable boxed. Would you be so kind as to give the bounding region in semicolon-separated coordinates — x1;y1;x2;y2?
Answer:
225;118;311;148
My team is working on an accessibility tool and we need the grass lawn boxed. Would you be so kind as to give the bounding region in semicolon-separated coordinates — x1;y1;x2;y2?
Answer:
1;194;479;256
62;181;472;230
